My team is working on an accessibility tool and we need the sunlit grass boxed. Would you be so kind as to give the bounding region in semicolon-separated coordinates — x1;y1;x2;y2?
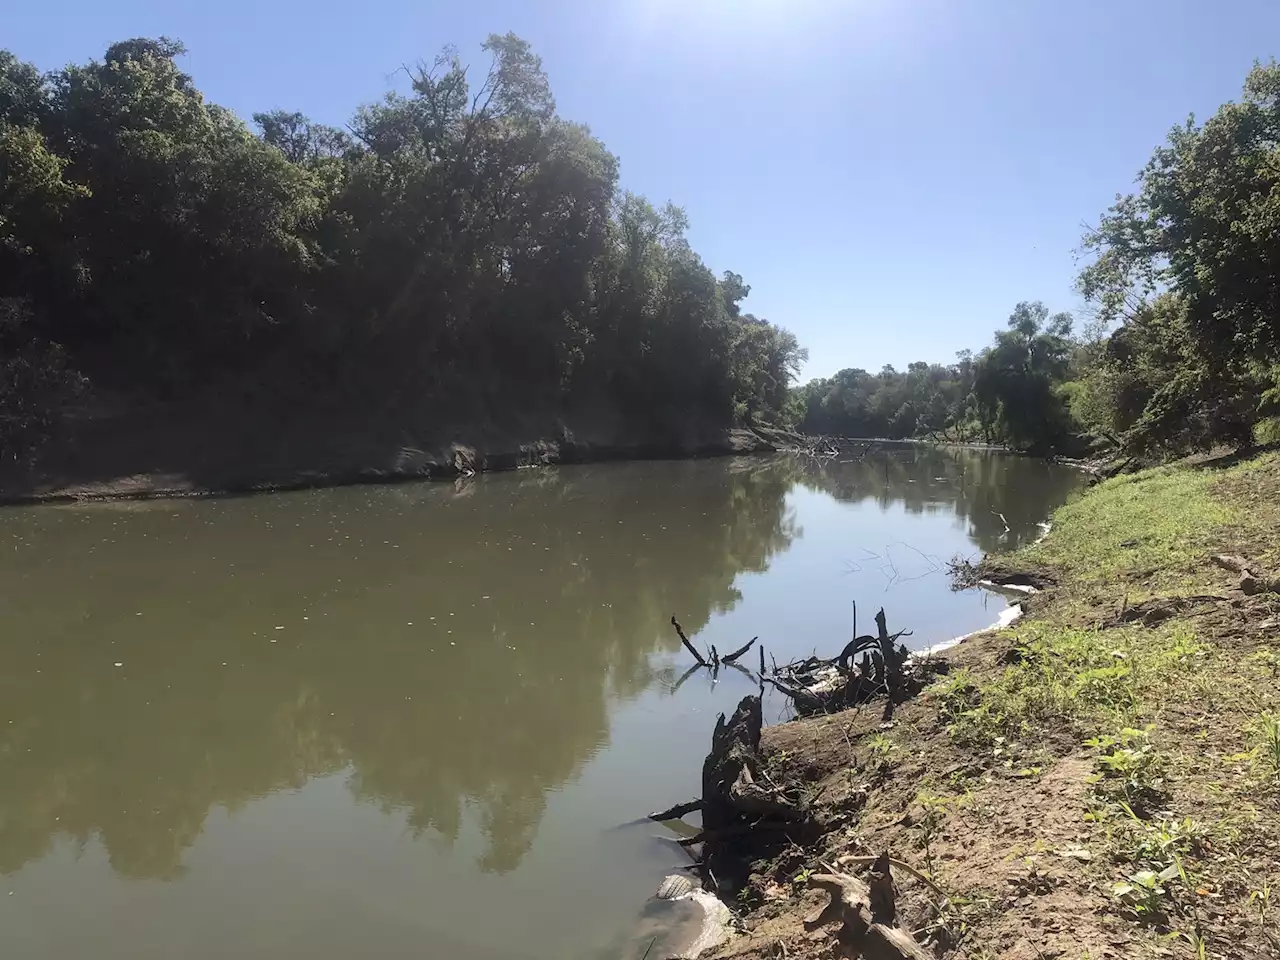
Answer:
930;623;1202;753
1019;466;1235;584
925;450;1280;952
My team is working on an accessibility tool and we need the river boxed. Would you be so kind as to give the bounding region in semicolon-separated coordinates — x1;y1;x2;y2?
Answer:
0;446;1084;959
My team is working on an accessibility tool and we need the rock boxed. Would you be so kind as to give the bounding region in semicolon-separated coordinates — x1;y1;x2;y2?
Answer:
657;874;695;900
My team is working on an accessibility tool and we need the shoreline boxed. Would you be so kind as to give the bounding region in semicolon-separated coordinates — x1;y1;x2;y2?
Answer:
0;427;777;508
681;449;1280;960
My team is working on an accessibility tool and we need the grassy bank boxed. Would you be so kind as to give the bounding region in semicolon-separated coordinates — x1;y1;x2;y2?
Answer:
711;453;1280;960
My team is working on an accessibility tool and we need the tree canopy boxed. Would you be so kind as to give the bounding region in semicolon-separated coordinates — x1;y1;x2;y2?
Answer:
7;39;1280;467
0;36;805;463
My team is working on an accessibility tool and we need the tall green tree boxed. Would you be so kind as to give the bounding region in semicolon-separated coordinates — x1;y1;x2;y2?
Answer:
971;302;1076;453
1079;61;1280;453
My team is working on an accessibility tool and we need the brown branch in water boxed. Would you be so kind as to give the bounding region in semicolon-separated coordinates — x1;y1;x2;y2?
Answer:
677;820;795;847
648;799;703;822
670;616;708;666
759;643;766;676
722;636;757;664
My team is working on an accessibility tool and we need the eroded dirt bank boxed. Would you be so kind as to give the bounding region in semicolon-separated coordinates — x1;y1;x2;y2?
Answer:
689;452;1280;960
0;406;774;505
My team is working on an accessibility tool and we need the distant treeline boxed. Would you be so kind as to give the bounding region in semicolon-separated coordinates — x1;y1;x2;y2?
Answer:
794;301;1080;453
797;63;1280;458
0;36;804;461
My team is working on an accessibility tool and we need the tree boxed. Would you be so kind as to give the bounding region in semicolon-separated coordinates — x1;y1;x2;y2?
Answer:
1079;61;1280;452
971;302;1077;453
0;34;807;472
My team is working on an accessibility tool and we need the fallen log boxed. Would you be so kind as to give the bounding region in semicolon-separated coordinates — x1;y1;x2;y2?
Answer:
806;853;932;960
1212;554;1255;575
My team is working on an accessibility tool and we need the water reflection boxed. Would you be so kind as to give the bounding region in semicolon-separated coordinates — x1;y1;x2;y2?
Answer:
790;445;1082;551
0;459;798;881
0;447;1083;908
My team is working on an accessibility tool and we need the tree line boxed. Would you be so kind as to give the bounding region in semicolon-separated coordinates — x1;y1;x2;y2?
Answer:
793;301;1083;454
798;62;1280;458
0;35;805;463
6;37;1280;465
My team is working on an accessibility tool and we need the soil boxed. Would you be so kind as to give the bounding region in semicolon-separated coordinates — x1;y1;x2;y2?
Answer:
691;453;1280;960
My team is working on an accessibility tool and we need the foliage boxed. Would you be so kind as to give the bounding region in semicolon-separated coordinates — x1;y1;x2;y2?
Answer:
794;357;978;441
0;298;87;461
970;302;1077;453
1078;61;1280;455
0;36;805;453
793;302;1088;453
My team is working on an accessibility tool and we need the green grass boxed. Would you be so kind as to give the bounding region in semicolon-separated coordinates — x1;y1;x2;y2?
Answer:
925;451;1280;954
1019;466;1235;584
931;623;1202;757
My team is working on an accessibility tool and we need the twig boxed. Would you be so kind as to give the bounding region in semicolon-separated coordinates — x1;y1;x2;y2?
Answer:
670;616;708;666
722;637;757;664
648;799;703;822
640;936;657;960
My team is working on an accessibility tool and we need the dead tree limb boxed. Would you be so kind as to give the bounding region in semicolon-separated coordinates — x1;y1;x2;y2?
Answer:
722;637;757;664
806;854;932;960
670;616;708;666
875;608;902;695
1210;554;1278;595
648;799;703;822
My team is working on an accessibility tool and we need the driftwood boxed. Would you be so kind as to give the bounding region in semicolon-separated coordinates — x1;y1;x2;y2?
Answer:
722;637;757;665
785;435;885;462
694;695;809;888
1211;553;1279;595
648;799;703;823
1212;554;1254;575
765;606;934;718
670;616;708;667
806;854;932;960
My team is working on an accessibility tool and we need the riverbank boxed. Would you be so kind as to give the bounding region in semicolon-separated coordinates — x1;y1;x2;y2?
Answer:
0;413;775;506
703;451;1280;959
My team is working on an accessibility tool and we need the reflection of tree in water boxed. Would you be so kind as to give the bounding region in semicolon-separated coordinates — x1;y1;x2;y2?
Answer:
0;459;797;879
790;445;1085;552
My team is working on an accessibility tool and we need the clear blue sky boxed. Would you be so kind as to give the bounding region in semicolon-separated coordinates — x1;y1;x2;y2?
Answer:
7;0;1280;380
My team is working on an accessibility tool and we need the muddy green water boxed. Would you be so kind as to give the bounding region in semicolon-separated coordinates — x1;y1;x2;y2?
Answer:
0;447;1084;959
